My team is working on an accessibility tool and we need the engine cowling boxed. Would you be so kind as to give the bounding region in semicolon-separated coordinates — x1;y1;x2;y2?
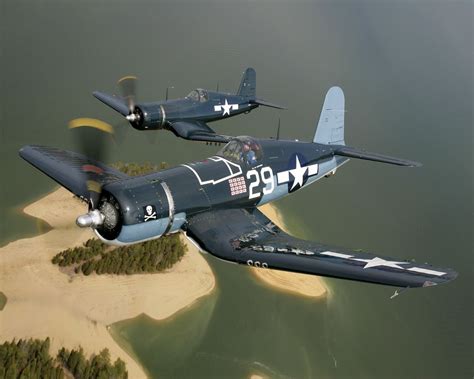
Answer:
128;103;165;130
94;178;186;245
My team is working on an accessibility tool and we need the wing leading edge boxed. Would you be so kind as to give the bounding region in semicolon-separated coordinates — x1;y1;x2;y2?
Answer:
169;120;230;143
186;208;457;288
19;145;128;200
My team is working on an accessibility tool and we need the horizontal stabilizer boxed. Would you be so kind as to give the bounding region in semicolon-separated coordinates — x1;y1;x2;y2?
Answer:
334;146;422;167
250;98;286;110
93;91;129;116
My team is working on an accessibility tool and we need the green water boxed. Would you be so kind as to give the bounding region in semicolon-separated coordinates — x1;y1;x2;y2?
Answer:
1;1;472;378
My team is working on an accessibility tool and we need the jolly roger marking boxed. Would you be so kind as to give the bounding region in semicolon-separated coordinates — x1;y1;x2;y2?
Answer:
214;99;239;116
276;154;319;192
143;205;157;222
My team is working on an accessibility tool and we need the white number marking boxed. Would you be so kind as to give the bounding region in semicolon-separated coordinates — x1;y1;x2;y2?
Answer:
246;170;260;199
261;167;274;195
246;167;275;199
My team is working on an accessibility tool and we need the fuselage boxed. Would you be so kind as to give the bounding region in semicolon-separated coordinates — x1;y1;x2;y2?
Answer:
162;91;257;123
131;89;258;131
99;137;348;245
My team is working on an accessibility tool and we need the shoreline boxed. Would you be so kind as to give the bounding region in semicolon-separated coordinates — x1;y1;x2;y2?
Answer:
256;204;328;299
0;187;215;379
0;187;326;378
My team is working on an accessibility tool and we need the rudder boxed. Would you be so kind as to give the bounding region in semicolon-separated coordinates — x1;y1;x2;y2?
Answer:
237;68;256;99
313;86;345;145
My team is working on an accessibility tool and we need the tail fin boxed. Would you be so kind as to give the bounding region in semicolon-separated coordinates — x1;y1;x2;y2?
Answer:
313;87;421;167
237;67;256;99
313;86;345;145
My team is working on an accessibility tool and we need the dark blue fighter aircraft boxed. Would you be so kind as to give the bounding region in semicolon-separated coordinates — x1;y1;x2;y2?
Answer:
93;68;283;142
20;87;457;291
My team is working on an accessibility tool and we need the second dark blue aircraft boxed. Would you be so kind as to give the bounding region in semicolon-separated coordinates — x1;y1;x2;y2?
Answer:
93;68;283;143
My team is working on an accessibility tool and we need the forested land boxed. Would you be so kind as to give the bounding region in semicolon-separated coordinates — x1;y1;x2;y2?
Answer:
52;235;187;276
0;338;127;379
111;161;167;176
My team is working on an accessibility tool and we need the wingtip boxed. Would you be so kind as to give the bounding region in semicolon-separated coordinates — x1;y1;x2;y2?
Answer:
406;160;423;168
18;144;34;158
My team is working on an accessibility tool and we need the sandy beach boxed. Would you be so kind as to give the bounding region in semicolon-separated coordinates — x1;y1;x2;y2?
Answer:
256;204;327;298
0;188;325;378
0;188;215;378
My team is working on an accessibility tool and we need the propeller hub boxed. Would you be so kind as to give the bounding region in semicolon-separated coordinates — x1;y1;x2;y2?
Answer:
126;113;139;122
76;209;105;228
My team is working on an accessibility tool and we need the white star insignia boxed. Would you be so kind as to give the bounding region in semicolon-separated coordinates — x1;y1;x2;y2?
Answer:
221;99;232;116
353;257;409;270
289;155;307;190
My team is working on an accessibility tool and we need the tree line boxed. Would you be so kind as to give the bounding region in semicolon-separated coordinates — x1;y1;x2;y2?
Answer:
111;161;168;176
0;338;127;379
52;234;187;276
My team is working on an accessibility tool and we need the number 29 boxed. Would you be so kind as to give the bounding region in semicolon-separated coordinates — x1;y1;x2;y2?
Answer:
247;167;274;199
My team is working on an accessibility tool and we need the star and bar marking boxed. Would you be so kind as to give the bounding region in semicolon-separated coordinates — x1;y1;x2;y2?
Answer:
214;99;239;116
320;251;446;276
277;155;319;191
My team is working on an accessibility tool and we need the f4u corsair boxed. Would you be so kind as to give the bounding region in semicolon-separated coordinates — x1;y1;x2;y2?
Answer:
20;87;457;290
93;68;283;143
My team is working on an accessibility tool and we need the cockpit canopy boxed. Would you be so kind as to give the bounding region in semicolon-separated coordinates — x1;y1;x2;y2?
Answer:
218;136;263;166
186;88;209;103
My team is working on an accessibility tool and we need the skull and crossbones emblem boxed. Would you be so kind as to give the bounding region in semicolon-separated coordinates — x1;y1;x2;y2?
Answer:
144;205;157;221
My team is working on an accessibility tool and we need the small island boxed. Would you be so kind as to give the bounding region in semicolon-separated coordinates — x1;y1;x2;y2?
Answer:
0;185;215;378
0;338;127;378
0;161;327;378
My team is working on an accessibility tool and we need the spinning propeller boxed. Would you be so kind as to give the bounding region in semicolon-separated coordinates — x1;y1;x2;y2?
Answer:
93;75;142;125
71;75;158;144
68;121;115;229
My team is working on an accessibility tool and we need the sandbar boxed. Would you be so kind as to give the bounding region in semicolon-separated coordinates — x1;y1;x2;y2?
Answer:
0;188;215;378
256;204;327;298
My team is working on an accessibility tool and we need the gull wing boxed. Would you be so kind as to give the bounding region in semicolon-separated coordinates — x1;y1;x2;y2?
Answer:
169;120;230;143
186;208;457;288
19;145;128;200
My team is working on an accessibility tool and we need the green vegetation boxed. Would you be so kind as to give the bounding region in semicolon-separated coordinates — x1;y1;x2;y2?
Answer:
0;292;6;311
111;161;168;176
0;338;127;379
57;346;126;379
52;235;187;276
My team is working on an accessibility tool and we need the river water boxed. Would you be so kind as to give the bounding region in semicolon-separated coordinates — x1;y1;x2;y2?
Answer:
1;1;472;378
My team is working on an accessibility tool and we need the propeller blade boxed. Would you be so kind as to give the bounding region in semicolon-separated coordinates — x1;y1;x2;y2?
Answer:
69;118;114;134
68;121;114;209
117;75;137;113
